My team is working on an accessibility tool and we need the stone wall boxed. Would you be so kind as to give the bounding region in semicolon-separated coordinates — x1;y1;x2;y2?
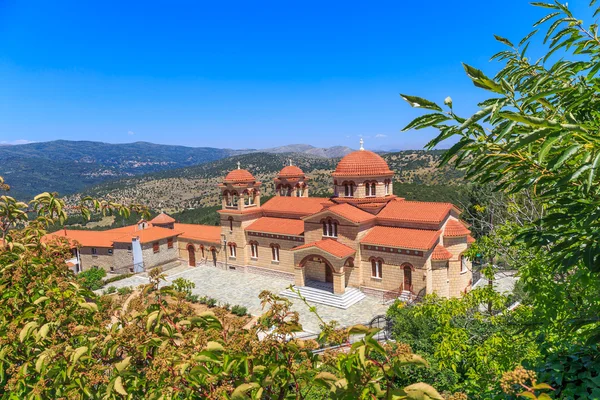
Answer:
178;239;221;267
141;238;179;269
304;260;327;282
359;247;429;293
245;234;300;275
79;247;114;272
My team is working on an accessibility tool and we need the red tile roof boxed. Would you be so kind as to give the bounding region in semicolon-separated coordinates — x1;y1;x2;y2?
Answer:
44;230;123;248
224;169;256;183
361;226;441;250
262;196;332;217
431;244;452;260
278;165;304;177
246;217;304;236
114;226;182;244
150;212;176;224
467;235;476;244
378;199;456;224
293;239;356;258
310;203;375;224
175;223;221;244
444;219;471;237
332;150;393;177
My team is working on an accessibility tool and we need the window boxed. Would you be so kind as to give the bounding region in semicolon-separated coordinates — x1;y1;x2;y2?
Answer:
127;245;132;251
384;180;391;195
110;266;115;272
153;242;160;253
167;238;173;249
322;219;338;238
91;248;97;255
228;217;234;232
225;191;233;207
108;249;113;255
201;245;205;258
461;255;469;273
229;243;237;258
371;259;383;279
371;182;376;196
344;183;354;197
250;242;259;258
271;244;280;262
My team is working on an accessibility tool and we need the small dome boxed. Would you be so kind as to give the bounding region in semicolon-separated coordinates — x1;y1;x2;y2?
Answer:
224;169;256;183
278;165;304;178
332;150;393;177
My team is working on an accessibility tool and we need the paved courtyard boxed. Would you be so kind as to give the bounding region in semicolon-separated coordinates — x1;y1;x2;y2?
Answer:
102;264;390;334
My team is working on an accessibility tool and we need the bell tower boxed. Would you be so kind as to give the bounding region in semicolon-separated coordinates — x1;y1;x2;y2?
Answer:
274;160;309;197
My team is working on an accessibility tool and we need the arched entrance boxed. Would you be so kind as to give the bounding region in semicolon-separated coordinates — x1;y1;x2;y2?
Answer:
403;264;413;292
187;244;196;267
298;254;339;292
325;263;333;283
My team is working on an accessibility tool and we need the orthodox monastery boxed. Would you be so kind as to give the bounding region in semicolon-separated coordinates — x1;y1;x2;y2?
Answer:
47;141;473;303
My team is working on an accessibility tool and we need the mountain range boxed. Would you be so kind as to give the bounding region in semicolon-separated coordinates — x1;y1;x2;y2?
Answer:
0;140;355;199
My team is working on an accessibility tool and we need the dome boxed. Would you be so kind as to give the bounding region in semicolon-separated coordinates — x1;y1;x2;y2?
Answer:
278;165;304;178
150;212;175;225
332;150;393;177
224;168;256;183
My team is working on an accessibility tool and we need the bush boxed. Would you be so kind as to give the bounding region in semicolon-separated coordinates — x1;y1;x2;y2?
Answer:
186;294;199;303
198;296;208;305
103;273;134;285
222;303;230;311
117;286;133;296
105;286;117;295
76;268;107;291
231;305;248;316
206;298;217;308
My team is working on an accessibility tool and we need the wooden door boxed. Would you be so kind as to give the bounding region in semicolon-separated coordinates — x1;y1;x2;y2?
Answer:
188;246;196;267
326;265;333;283
403;266;412;291
211;249;217;267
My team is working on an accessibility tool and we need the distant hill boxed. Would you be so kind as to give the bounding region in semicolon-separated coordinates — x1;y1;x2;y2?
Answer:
63;149;464;213
0;140;358;200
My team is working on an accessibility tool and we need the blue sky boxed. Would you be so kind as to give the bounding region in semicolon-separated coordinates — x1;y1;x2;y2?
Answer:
0;1;590;150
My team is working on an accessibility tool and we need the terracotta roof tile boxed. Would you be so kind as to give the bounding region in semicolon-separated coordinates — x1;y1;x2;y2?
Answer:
361;226;440;250
175;223;221;244
444;219;471;237
44;230;123;248
431;244;453;260
310;203;375;224
150;212;176;224
467;235;476;244
224;169;256;183
114;226;182;244
278;165;304;177
332;150;393;177
262;196;332;217
378;199;456;224
246;217;304;236
292;239;355;258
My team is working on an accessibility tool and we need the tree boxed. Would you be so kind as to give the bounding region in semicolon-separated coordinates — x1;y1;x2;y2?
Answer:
401;0;600;342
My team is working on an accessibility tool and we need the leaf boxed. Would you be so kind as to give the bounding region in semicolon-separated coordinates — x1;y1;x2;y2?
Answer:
463;63;504;94
33;296;49;305
231;382;259;399
348;324;370;335
71;346;88;364
115;356;131;373
538;132;563;163
587;153;600;190
404;382;444;400
518;392;537;399
398;354;429;367
146;311;159;331
114;376;127;396
205;341;225;352
79;302;98;312
399;94;443;111
19;321;38;343
315;372;338;381
36;323;51;341
458;105;493;131
548;144;581;170
532;382;554;390
35;353;48;373
494;35;514;47
401;113;450;131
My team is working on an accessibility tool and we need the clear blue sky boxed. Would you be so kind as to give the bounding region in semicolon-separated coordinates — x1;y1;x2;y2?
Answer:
0;1;590;150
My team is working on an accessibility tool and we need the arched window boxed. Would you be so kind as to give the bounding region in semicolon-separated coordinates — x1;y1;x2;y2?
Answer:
228;217;234;232
322;219;338;238
343;182;354;197
229;243;237;258
365;181;371;196
371;258;383;279
250;241;259;258
270;244;280;262
224;191;232;207
200;245;205;258
232;192;239;206
371;182;376;196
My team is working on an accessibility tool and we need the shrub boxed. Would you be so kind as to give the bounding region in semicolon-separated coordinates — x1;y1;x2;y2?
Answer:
231;305;248;317
206;298;217;308
222;303;230;311
105;286;117;295
76;268;107;291
117;286;133;296
186;294;199;303
198;296;208;304
103;273;134;285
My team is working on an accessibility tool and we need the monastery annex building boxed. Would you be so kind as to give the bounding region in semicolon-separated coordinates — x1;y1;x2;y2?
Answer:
47;142;474;305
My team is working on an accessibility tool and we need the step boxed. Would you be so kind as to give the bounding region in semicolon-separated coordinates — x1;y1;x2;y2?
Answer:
281;285;366;309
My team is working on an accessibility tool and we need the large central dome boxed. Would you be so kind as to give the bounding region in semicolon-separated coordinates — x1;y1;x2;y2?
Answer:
332;149;393;177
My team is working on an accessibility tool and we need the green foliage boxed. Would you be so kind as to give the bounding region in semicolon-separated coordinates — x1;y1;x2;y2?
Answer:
387;289;540;398
206;297;218;308
171;278;195;296
116;286;133;296
103;272;134;285
76;268;107;291
105;286;117;295
231;305;248;317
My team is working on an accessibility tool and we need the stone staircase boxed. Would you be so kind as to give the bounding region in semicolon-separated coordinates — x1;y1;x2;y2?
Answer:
281;284;366;309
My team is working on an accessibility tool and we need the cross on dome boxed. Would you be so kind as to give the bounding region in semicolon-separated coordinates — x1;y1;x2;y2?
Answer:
359;138;364;151
289;159;293;166
237;161;241;169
